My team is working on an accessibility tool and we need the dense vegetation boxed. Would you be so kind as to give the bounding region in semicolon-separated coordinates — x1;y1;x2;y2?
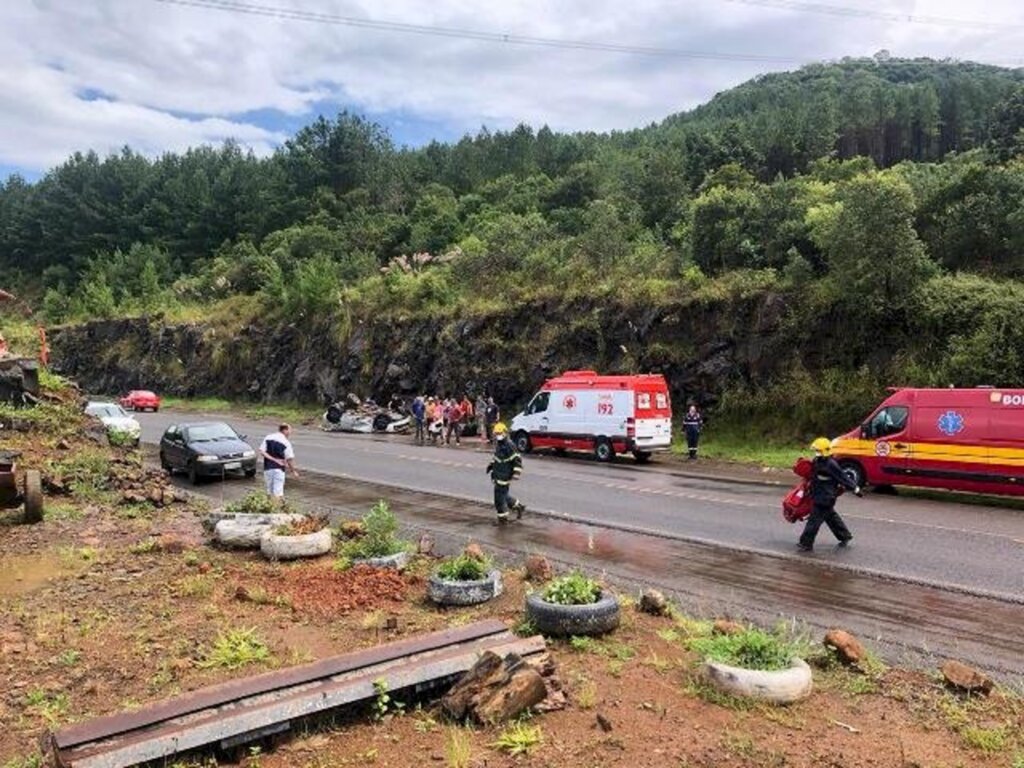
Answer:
3;57;1024;433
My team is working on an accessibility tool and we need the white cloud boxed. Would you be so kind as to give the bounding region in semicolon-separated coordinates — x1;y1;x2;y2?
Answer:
1;0;1023;173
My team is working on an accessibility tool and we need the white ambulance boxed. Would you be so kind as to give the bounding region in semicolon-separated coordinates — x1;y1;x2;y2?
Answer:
509;370;673;463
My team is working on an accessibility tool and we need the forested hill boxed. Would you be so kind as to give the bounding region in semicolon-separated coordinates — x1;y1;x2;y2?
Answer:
657;58;1024;176
5;57;1024;433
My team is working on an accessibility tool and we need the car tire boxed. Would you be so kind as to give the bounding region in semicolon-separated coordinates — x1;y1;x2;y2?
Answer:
22;470;43;524
525;592;621;637
160;452;173;473
244;468;256;479
702;657;813;704
594;438;615;462
187;463;200;486
633;450;652;464
513;431;532;454
838;460;865;489
372;414;391;432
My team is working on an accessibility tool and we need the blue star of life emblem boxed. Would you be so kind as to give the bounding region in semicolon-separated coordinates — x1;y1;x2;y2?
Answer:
937;410;965;436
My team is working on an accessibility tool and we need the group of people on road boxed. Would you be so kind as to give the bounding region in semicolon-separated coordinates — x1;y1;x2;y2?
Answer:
410;393;501;447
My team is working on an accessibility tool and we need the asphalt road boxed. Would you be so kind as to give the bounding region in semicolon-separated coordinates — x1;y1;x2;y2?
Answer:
138;409;1024;603
135;408;1024;684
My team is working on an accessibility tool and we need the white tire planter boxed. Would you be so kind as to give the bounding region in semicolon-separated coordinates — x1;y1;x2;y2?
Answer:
427;570;503;606
260;528;333;560
213;514;307;549
525;592;620;637
352;550;409;570
702;657;813;705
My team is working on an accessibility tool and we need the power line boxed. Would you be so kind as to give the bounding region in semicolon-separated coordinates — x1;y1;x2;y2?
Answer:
718;0;1024;33
151;0;805;64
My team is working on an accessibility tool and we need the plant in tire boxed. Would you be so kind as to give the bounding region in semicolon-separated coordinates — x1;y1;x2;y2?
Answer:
435;553;491;582
688;626;808;671
541;572;601;605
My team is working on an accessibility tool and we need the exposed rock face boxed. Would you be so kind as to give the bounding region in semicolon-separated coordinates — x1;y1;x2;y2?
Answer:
48;291;791;409
0;357;40;405
824;628;867;666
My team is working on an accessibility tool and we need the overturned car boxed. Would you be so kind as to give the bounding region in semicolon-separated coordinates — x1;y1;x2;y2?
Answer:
321;394;411;434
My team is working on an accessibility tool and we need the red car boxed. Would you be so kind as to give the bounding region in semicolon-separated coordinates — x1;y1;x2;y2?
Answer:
120;389;161;412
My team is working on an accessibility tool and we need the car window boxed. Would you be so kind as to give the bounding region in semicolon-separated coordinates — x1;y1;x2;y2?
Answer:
86;404;126;418
185;423;239;442
865;406;909;438
164;425;180;439
527;392;550;415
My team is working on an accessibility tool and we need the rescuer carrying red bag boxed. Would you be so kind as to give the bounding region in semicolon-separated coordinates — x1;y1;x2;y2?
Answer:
781;457;814;523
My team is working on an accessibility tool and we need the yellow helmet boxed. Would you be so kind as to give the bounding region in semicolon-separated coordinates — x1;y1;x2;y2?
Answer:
493;422;509;436
810;437;832;456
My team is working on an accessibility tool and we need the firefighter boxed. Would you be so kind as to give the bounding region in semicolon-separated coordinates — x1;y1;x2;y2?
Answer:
798;437;860;552
486;423;526;523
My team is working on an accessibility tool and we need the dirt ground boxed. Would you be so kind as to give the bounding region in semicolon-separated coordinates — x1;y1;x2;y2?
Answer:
1;409;1022;768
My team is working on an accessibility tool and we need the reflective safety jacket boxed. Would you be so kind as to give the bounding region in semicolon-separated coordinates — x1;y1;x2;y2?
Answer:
487;440;522;485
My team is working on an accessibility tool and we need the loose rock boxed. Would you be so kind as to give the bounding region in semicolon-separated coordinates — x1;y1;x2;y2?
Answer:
417;533;434;555
442;651;547;724
941;660;994;695
524;554;553;581
712;619;744;636
463;542;485;562
639;588;669;616
824;628;866;666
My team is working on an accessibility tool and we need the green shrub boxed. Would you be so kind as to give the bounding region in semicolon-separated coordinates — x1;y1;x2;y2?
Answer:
436;554;490;582
224;491;295;516
339;500;406;560
688;626;798;671
541;572;601;605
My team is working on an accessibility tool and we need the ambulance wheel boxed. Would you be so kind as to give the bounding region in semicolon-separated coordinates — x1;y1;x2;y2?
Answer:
594;438;615;463
838;460;865;489
633;450;652;464
513;431;532;453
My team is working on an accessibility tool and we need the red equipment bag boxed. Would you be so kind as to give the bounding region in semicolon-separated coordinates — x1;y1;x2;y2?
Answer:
792;456;813;480
782;481;812;523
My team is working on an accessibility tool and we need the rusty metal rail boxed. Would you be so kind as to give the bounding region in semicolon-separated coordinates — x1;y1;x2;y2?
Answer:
51;620;544;768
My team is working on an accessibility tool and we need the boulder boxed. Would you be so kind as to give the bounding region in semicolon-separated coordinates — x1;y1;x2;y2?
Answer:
524;554;553;581
941;660;994;695
441;651;547;724
417;532;434;555
639;588;669;616
824;629;866;666
0;357;40;405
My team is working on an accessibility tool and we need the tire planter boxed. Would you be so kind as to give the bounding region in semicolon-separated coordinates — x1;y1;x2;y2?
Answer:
702;657;813;705
213;514;307;549
352;550;409;570
525;591;620;637
260;528;333;560
427;569;503;606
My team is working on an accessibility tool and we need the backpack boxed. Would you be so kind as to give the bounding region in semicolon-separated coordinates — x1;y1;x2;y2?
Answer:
782;481;813;523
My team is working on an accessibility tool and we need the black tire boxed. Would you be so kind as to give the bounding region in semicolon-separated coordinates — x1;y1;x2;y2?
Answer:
22;470;43;524
244;468;257;479
187;462;200;486
838;460;865;489
594;438;615;463
633;450;652;464
159;451;171;472
513;431;532;453
525;592;621;637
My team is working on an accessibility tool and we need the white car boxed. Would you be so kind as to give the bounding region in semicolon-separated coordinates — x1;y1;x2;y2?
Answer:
84;401;142;446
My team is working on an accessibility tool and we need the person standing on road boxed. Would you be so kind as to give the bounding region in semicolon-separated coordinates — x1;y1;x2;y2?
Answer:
484;397;500;444
486;423;525;523
798;437;860;552
682;404;703;460
475;393;488;443
411;395;426;444
446;398;465;445
259;423;299;498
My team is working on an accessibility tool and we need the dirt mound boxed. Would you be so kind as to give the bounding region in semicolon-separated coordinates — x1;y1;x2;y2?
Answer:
241;563;408;615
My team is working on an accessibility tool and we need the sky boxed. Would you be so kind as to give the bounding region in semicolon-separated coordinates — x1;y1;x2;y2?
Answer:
2;0;1023;181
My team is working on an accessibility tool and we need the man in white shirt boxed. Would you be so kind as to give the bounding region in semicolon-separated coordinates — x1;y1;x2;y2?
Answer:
259;423;298;498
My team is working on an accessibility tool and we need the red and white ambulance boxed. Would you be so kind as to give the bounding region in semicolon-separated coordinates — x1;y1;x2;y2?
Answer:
831;387;1024;496
509;370;672;463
